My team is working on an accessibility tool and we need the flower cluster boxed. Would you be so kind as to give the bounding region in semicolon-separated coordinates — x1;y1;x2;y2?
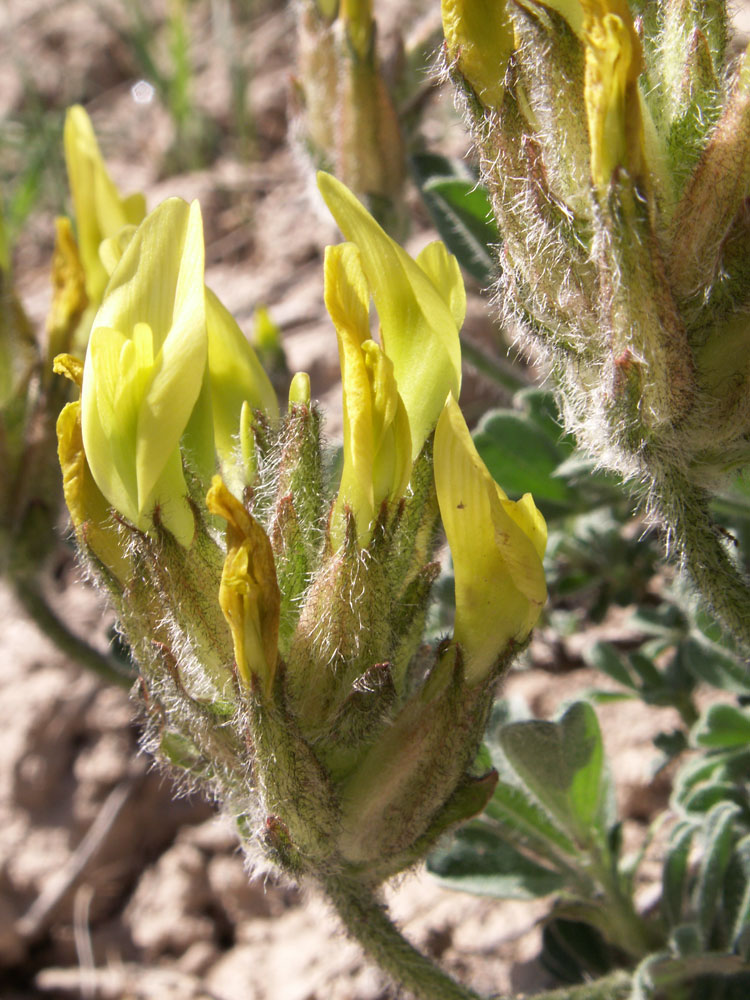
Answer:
55;116;546;881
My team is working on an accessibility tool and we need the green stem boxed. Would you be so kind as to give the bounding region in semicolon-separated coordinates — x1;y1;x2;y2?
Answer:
10;575;133;690
518;969;632;1000
586;850;656;959
322;874;485;1000
652;466;750;656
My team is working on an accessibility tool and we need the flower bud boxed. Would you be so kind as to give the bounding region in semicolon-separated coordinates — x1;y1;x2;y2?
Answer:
288;371;311;407
207;478;280;695
293;0;406;229
667;43;750;301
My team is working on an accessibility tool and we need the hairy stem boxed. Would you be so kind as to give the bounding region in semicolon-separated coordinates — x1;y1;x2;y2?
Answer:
322;874;485;1000
520;969;632;1000
10;575;134;689
651;465;750;656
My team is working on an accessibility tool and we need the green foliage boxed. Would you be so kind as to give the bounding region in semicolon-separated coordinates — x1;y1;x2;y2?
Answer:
412;153;499;285
429;700;661;972
428;822;567;900
428;693;750;995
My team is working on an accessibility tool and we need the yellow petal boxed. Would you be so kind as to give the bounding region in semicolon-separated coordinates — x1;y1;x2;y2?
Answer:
502;491;548;563
361;340;411;505
206;477;280;692
582;0;644;190
441;0;514;110
46;217;88;359
53;353;84;388
326;244;412;548
323;241;371;347
416;241;466;332
434;395;547;684
327;244;376;548
205;287;279;480
56;400;131;582
84;325;141;525
318;172;462;459
98;225;137;279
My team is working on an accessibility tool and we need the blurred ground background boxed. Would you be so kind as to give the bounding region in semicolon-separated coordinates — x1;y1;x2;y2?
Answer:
2;1;748;998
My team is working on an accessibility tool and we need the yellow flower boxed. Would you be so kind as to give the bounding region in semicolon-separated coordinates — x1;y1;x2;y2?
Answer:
325;242;411;548
76;194;278;546
317;171;463;461
434;394;547;684
207;477;281;693
80;198;207;546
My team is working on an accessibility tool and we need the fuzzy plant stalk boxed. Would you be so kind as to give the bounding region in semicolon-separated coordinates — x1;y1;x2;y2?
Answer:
53;118;548;999
442;0;750;653
291;0;406;231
